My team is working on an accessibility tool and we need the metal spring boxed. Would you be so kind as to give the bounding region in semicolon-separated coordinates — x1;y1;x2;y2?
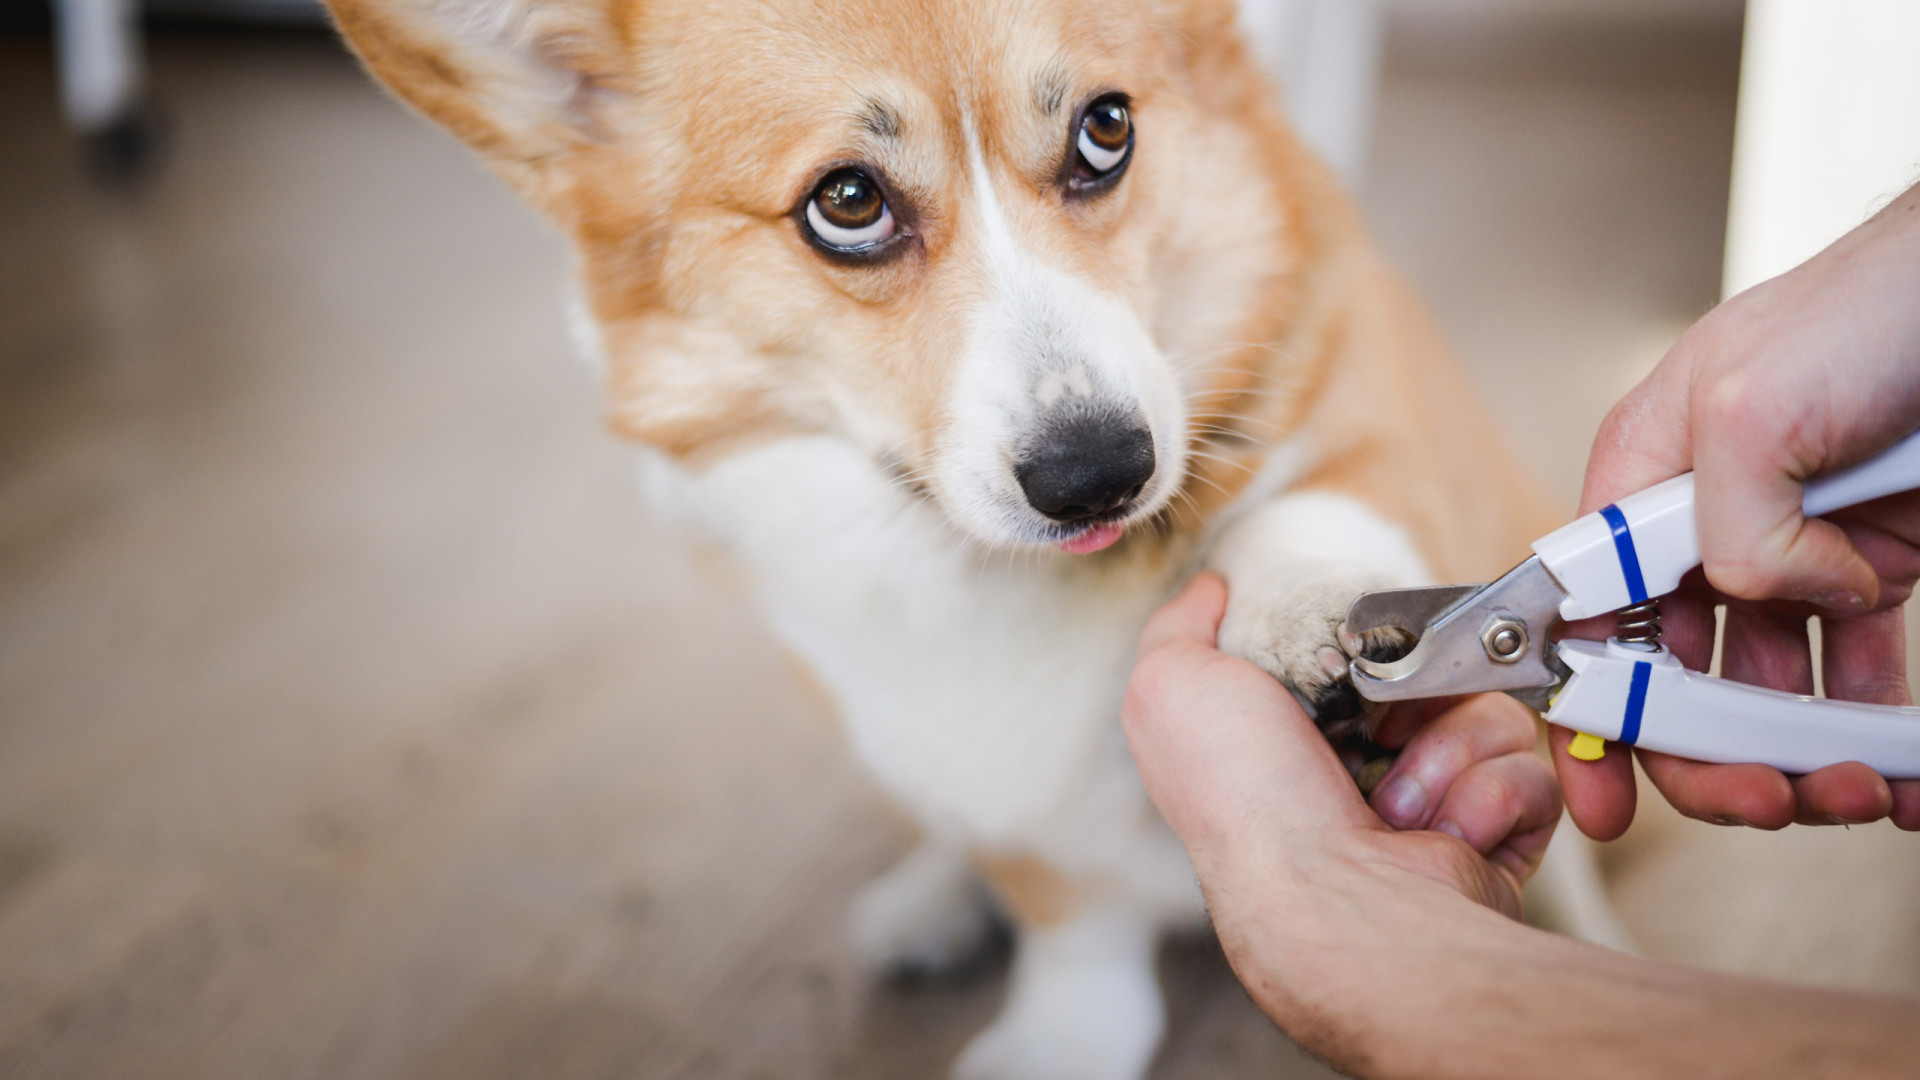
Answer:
1616;598;1663;646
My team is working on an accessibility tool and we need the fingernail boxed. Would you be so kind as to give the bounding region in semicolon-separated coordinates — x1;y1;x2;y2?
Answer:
1375;774;1427;828
1432;819;1466;841
1709;813;1750;827
1822;813;1870;826
1811;589;1866;612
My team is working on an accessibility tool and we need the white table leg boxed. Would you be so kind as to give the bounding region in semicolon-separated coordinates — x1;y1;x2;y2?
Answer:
1236;0;1387;190
54;0;145;132
1724;0;1920;297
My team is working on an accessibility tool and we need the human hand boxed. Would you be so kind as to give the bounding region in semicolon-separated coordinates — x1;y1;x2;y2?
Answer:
1561;182;1920;838
1123;573;1560;993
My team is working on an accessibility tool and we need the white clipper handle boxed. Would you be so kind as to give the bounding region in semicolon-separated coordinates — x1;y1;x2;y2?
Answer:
1548;640;1920;778
1533;429;1920;621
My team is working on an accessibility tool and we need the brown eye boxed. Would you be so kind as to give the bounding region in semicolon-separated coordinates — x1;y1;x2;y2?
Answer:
806;168;895;250
1075;97;1132;178
1084;101;1130;152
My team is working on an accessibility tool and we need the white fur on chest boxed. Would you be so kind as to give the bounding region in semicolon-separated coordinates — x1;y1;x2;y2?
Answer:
643;436;1171;863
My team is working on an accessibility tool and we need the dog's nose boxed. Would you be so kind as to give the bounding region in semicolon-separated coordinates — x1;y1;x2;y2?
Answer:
1016;417;1156;523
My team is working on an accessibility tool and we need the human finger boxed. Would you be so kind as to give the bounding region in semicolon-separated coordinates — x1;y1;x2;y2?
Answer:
1821;606;1911;706
1693;456;1882;611
1577;351;1697;515
1549;581;1713;841
1426;752;1562;885
1892;781;1920;831
1368;695;1471;752
1637;750;1796;829
1549;723;1637;841
1369;694;1538;831
1124;582;1369;860
1789;762;1894;826
1136;572;1229;656
1655;581;1720;672
1686;269;1920;611
1719;603;1816;695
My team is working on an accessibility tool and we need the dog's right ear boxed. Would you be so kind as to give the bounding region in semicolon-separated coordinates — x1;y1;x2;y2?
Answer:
326;0;626;203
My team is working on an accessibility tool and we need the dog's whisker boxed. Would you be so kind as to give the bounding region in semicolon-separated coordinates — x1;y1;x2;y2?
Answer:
1185;404;1285;417
1185;422;1274;443
1177;467;1238;501
1184;447;1259;473
1185;404;1286;421
1181;384;1291;403
1167;485;1203;524
1177;357;1300;382
1216;386;1291;403
1175;351;1291;370
1182;380;1290;397
1173;339;1301;362
1189;418;1278;440
1184;425;1280;443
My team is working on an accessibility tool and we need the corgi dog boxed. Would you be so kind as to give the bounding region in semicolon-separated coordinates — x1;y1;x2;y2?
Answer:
326;0;1590;1076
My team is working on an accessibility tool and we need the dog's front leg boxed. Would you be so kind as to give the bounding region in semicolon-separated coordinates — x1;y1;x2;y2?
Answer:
1208;490;1432;737
851;838;1002;977
954;857;1163;1080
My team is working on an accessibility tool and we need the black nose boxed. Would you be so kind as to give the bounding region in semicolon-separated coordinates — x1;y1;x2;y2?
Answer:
1015;417;1156;523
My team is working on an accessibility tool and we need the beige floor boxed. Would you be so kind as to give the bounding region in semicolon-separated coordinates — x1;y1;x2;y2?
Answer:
0;14;1915;1080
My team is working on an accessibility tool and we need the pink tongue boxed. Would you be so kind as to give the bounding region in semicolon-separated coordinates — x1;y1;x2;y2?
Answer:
1057;522;1125;555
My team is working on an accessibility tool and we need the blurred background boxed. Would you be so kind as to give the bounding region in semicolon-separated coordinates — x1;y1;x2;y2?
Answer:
2;1;1917;1077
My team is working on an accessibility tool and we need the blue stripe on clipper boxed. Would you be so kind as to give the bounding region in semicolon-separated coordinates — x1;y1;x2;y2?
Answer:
1620;660;1651;746
1598;503;1649;605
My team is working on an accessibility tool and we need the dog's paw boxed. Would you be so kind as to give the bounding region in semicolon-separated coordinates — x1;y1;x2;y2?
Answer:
952;941;1162;1080
1216;572;1411;739
850;844;1001;979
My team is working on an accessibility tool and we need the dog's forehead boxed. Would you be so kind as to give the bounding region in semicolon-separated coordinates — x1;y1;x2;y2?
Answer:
647;0;1171;185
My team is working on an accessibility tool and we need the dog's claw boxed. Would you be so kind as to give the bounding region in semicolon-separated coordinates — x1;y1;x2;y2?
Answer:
1308;627;1415;738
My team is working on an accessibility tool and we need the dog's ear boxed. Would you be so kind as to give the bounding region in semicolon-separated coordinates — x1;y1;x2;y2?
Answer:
1150;0;1273;105
326;0;626;202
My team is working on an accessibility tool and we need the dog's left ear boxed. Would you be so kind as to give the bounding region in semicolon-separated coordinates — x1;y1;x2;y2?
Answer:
1151;0;1278;108
326;0;628;206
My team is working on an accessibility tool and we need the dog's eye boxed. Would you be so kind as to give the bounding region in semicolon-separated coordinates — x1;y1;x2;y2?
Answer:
1074;97;1132;181
805;168;896;251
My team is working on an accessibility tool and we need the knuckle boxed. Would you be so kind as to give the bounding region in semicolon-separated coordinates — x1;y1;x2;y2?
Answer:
1463;763;1519;814
1480;695;1542;750
1520;759;1565;818
1125;644;1224;722
1693;366;1759;433
1482;768;1520;810
1123;652;1181;717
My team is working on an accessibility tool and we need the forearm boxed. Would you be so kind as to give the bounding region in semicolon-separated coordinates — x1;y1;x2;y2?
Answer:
1221;850;1920;1080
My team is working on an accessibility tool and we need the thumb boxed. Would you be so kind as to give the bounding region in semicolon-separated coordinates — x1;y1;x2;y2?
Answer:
1578;351;1696;515
1701;508;1880;612
1136;571;1230;656
1692;401;1882;610
1125;574;1371;857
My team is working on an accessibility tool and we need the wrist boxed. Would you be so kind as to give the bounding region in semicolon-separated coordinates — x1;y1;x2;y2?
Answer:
1205;833;1552;1079
1204;842;1438;1068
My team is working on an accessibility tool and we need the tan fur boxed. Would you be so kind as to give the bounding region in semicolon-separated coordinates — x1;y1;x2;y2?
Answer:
976;853;1088;928
337;2;1245;458
330;0;1548;553
323;0;1554;796
327;1;1562;1059
779;647;845;732
1290;262;1559;581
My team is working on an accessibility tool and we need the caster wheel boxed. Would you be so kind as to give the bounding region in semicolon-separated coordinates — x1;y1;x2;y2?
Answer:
83;100;168;184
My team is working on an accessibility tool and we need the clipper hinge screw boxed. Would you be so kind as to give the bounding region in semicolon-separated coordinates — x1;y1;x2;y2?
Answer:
1482;619;1528;664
